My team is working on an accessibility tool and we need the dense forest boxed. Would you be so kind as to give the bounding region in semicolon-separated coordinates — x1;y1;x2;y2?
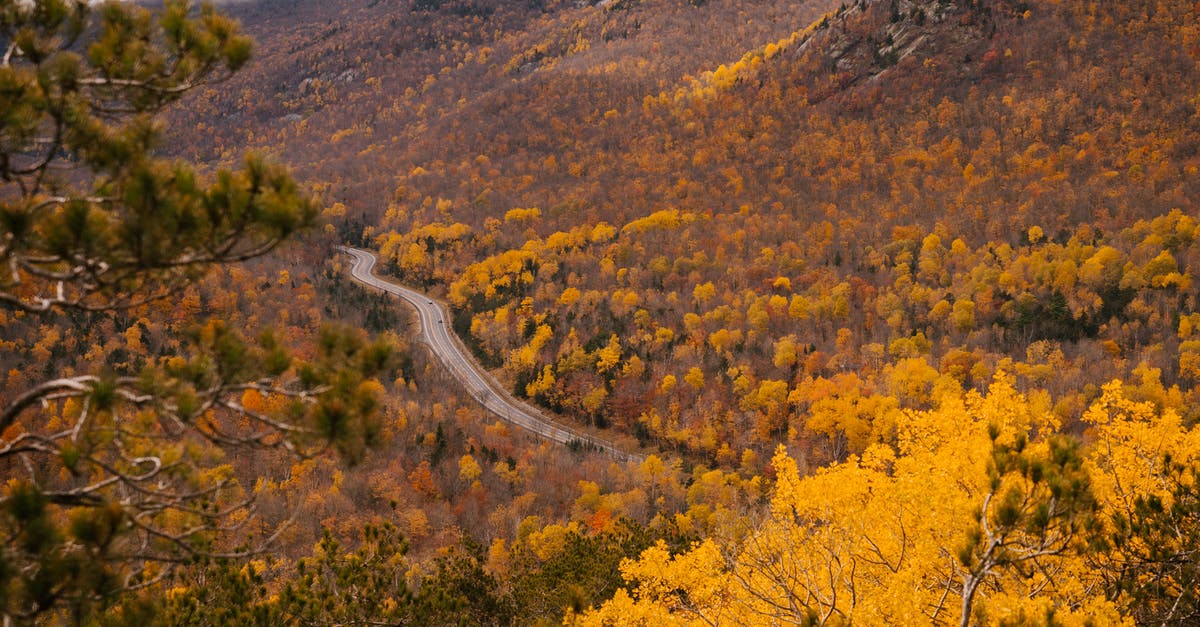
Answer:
3;0;1200;624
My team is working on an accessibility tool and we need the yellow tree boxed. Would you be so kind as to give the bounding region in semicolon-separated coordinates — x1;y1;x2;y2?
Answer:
580;375;1129;625
1083;381;1200;625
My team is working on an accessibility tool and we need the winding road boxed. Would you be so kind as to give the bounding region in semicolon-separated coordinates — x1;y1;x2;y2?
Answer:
339;246;641;463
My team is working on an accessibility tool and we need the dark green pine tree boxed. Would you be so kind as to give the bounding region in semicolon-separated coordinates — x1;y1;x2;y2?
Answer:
0;1;395;621
507;518;663;624
1098;457;1200;625
957;432;1099;627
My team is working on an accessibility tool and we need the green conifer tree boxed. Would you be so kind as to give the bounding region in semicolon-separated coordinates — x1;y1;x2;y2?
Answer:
0;1;393;620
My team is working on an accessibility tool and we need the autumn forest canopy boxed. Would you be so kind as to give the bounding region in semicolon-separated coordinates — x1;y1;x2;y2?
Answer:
3;0;1200;624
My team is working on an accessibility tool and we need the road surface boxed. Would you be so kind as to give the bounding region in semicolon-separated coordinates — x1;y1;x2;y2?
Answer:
339;246;641;463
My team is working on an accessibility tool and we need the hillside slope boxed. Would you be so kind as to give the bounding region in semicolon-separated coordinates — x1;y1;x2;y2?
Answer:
169;0;838;213
170;0;1200;468
364;0;1200;465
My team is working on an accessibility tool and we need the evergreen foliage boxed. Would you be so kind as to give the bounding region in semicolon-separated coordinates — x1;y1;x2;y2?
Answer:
0;1;394;621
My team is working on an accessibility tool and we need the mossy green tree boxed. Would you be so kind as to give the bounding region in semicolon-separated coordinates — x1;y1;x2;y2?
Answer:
0;0;393;621
507;519;669;624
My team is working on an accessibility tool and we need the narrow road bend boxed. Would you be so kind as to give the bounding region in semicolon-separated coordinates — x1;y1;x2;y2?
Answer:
339;246;642;463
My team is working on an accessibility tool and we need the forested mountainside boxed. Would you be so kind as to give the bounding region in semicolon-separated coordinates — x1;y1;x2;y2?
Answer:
177;0;1200;462
167;0;839;216
397;0;1200;467
5;0;1200;623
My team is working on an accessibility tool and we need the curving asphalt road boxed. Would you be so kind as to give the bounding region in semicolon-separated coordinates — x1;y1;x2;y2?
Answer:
339;246;641;463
